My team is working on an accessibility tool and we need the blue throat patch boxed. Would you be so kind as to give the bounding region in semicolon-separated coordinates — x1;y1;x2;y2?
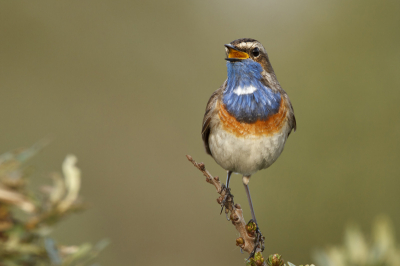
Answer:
223;59;281;123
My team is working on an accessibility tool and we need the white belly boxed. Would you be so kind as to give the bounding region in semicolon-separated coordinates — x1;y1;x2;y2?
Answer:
208;122;290;176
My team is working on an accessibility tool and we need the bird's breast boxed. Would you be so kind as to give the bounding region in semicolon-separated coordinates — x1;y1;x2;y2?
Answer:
218;96;288;137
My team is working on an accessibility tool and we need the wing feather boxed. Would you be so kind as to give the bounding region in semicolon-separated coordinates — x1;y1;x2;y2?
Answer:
285;95;296;136
201;82;225;156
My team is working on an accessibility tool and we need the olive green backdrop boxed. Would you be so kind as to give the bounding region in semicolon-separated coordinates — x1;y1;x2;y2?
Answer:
1;1;399;265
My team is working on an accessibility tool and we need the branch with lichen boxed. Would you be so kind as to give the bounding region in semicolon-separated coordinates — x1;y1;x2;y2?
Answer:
186;155;312;266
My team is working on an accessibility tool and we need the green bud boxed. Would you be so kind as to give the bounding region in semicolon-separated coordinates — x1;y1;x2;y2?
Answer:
246;220;257;233
267;254;284;266
236;237;244;246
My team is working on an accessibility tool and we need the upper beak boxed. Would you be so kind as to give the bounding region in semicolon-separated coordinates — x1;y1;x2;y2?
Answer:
224;44;250;62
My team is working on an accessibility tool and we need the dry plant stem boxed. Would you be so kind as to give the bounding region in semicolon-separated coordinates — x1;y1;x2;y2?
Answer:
186;155;266;265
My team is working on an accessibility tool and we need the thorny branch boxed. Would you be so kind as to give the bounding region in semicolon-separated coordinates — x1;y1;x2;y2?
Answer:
186;155;267;266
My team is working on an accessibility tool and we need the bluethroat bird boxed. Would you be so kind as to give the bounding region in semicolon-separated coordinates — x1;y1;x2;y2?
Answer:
201;38;296;225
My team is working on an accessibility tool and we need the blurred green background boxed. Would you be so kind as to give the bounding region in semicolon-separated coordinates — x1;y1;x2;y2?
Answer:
1;1;400;265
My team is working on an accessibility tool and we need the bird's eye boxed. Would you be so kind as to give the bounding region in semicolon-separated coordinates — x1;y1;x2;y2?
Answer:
252;47;260;57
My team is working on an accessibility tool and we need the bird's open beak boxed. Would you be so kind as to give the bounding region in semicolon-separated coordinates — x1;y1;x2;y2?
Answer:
224;44;249;62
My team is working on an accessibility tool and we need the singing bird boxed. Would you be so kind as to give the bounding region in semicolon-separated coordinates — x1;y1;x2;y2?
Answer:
201;38;296;225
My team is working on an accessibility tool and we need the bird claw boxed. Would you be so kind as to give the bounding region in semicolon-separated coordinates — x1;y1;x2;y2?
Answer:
247;221;265;259
248;248;257;260
219;185;233;215
225;211;230;221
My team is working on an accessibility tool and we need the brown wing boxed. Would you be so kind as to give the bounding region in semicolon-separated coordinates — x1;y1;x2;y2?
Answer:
286;95;297;136
201;81;225;156
277;85;297;137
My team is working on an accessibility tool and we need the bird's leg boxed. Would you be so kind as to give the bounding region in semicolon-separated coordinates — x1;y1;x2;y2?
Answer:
243;175;265;258
242;175;257;224
226;170;232;189
220;171;233;217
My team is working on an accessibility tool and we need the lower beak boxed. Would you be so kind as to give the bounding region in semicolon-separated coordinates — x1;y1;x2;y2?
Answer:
224;44;250;61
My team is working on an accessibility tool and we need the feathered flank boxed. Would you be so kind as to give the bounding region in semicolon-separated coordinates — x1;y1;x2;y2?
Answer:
201;82;224;155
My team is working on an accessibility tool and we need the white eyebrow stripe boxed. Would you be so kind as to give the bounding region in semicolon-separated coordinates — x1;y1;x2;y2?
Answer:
238;42;255;49
233;85;258;95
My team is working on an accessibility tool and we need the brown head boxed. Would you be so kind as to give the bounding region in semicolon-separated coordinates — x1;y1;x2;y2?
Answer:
224;38;275;74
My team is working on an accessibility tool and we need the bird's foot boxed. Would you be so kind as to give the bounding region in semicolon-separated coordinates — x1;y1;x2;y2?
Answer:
246;220;265;259
219;185;233;218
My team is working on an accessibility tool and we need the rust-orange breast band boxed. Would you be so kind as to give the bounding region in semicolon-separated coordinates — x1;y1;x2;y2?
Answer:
218;97;288;137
